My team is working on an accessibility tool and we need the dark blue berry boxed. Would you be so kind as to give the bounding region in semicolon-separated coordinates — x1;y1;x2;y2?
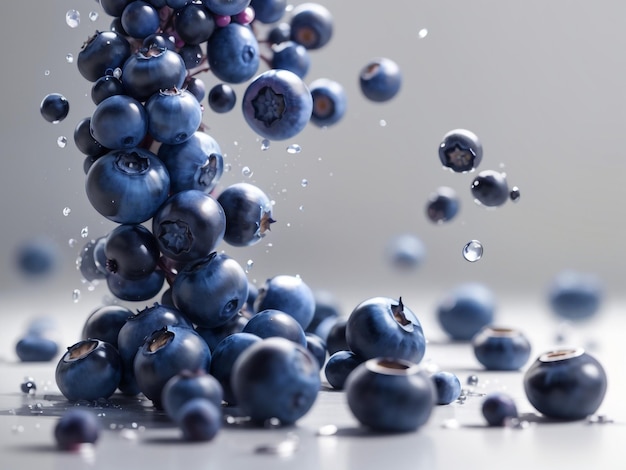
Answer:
40;93;69;123
54;408;101;451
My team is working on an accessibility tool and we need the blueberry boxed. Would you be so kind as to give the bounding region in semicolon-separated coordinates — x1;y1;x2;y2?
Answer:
359;57;402;102
178;45;206;71
40;93;69;123
173;2;216;45
267;21;291;45
209;331;261;404
481;392;518;426
55;339;122;402
386;233;426;270
21;378;37;394
104;224;161;280
289;2;333;50
250;0;286;24
231;337;321;425
305;333;327;370
242;68;313;141
548;270;603;321
242;309;307;346
15;335;59;362
91;75;125;105
324;350;363;390
77;30;131;82
345;358;435;433
89;95;148;150
436;283;496;341
145;88;203;145
81;305;132;349
100;0;132;17
217;182;275;247
186;77;207;102
471;170;509;207
195;314;248;352
309;78;347;127
161;369;224;420
438;128;483;173
254;274;316;329
204;0;250;16
177;398;222;442
346;297;426;364
14;236;59;278
208;83;237;113
472;326;531;371
106;269;166;302
523;348;607;420
431;371;462;405
271;41;310;78
325;316;348;355
74;117;109;158
152;190;225;263
134;326;212;407
172;252;249;328
425;186;460;223
305;289;341;337
207;23;259;84
121;0;160;39
54;408;101;451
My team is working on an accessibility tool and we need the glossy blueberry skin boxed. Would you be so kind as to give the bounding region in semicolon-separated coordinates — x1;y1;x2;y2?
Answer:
209;332;261;404
55;339;122;402
431;371;462;405
158;131;224;195
242;68;313;141
121;0;160;39
81;305;133;349
436;283;496;341
346;297;426;364
89;94;148;150
271;41;310;78
204;0;250;16
77;237;107;282
106;269;166;302
152;190;225;263
305;289;341;336
101;0;132;17
289;2;333;50
77;30;131;82
426;186;460;223
86;148;170;224
161;370;224;420
325;316;348;355
91;75;125;105
74;117;109;158
177;398;222;441
345;358;436;433
179;45;204;70
254;275;316;329
207;23;260;84
54;409;100;451
195;315;248;351
208;83;237;113
15;335;59;362
146;88;203;145
172;252;249;328
242;309;307;346
324;350;363;390
117;303;193;395
217;182;274;247
174;2;216;45
482;392;518;426
104;224;161;280
267;21;291;45
471;170;509;207
121;47;187;102
251;0;286;23
548;270;603;320
231;337;321;425
523;348;607;420
386;233;426;270
134;325;212;406
186;77;207;102
305;333;327;370
438;128;483;173
472;326;531;371
309;78;347;127
359;57;402;102
40;93;69;123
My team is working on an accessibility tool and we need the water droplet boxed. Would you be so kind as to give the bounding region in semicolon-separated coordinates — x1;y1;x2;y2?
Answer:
65;53;74;63
462;240;483;262
68;238;77;248
301;179;308;187
62;207;71;216
89;11;99;21
113;67;122;79
241;166;253;177
245;259;254;273
287;144;301;154
255;434;299;456
261;139;270;151
44;70;51;76
510;186;521;202
504;417;530;429
72;289;81;303
20;378;37;395
80;227;89;238
466;375;479;387
379;119;387;127
418;28;429;39
586;414;614;425
57;136;67;148
11;425;25;434
66;9;80;28
317;424;338;436
224;163;232;172
298;205;304;211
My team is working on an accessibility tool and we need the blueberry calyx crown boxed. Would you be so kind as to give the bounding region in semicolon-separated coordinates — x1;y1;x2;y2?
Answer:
67;340;99;361
197;155;220;187
365;357;419;376
258;210;276;237
251;87;286;127
115;152;151;175
147;328;174;353
392;297;414;331
441;144;476;172
158;220;194;255
539;347;585;363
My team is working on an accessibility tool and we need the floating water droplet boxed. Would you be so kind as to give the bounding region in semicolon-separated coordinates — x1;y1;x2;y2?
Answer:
287;143;301;154
57;136;67;148
80;227;89;238
62;207;71;216
245;259;254;273
379;119;387;127
298;205;304;211
65;53;74;63
261;139;270;151
462;240;483;262
418;28;429;39
224;163;232;172
89;11;99;21
66;10;80;28
241;166;253;177
68;238;77;248
510;186;521;202
44;70;51;76
301;179;308;187
72;289;81;303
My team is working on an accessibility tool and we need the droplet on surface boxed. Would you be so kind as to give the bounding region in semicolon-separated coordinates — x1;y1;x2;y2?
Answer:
20;378;37;395
254;434;299;456
62;207;71;216
261;139;270;151
57;136;68;148
317;424;338;436
466;375;479;387
286;144;301;154
441;419;460;429
462;240;483;262
418;28;429;39
510;186;521;202
66;10;80;28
